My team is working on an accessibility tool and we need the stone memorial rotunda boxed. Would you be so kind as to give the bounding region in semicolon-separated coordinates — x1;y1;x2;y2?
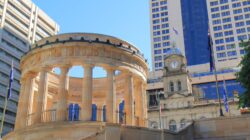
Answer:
3;33;149;140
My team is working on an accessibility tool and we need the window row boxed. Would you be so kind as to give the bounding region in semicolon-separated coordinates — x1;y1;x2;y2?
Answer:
152;23;169;30
152;12;168;18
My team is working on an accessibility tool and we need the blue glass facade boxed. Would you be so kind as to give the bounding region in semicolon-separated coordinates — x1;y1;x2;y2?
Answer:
193;80;245;100
181;0;210;66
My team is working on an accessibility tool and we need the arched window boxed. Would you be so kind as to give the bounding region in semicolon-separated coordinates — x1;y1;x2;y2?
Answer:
177;81;182;91
151;121;158;129
169;120;177;131
169;81;174;92
180;119;186;128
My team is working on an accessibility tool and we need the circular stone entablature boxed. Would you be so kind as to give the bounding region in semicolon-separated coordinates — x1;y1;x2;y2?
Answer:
20;33;148;81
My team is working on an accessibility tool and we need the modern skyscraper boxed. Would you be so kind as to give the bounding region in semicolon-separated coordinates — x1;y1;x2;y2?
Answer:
207;0;250;70
0;0;59;136
150;0;210;72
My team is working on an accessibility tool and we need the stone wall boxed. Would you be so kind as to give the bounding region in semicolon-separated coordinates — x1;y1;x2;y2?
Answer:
193;115;250;140
120;124;194;140
3;115;250;140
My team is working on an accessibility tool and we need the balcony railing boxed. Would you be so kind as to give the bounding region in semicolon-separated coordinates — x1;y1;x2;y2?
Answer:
27;109;56;126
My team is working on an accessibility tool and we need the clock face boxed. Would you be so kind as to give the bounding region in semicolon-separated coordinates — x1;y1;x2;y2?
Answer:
170;61;179;69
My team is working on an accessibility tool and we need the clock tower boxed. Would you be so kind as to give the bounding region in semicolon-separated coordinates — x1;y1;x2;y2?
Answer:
163;47;192;97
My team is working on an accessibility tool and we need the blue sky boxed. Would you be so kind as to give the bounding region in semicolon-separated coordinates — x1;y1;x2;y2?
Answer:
33;0;152;77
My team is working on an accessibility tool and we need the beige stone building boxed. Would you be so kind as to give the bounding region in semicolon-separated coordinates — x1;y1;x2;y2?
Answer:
3;33;149;140
147;47;241;131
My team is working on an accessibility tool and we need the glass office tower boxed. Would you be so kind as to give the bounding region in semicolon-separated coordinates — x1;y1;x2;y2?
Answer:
150;0;210;72
0;0;59;136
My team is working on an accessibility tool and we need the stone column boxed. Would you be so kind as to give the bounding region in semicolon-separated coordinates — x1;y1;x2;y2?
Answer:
97;104;103;121
124;73;135;125
56;65;70;121
15;77;27;130
27;73;36;125
135;79;143;127
14;73;36;128
138;81;146;127
81;64;93;121
106;68;116;123
34;67;49;123
142;83;148;127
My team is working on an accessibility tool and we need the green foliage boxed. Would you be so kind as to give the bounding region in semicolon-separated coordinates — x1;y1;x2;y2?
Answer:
236;40;250;108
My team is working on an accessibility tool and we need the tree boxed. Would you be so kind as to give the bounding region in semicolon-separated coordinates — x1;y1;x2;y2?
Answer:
236;40;250;108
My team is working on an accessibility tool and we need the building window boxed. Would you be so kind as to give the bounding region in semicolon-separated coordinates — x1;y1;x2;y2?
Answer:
225;37;234;43
153;19;160;24
212;13;220;18
220;0;228;4
153;37;161;42
169;81;174;92
216;45;225;51
169;120;177;131
223;24;232;29
154;49;162;54
162;23;169;28
240;50;245;55
211;7;219;13
236;28;246;34
161;12;168;17
232;3;241;8
238;35;247;41
227;51;237;57
222;17;231;23
215;39;224;44
163;42;170;47
215;32;223;37
221;5;229;10
234;15;244;21
161;6;167;11
153;31;161;36
154;43;161;48
177;81;182;91
226;44;235;50
180;119;186;128
155;56;162;61
210;1;218;6
162;35;169;40
233;9;242;14
153;25;161;30
217;52;226;58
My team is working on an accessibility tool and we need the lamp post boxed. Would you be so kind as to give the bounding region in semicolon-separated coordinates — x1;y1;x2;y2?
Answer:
156;91;162;129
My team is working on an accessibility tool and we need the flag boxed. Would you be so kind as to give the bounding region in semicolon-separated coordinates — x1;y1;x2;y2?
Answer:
173;27;178;35
7;60;14;99
208;32;214;71
223;79;229;112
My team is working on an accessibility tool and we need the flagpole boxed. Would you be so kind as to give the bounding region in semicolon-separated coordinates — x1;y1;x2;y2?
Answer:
223;76;231;116
0;60;14;137
156;92;162;129
208;31;224;117
0;93;8;137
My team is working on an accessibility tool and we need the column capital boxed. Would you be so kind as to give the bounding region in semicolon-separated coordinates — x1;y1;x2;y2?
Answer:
122;71;134;79
40;66;53;72
20;72;37;82
103;66;116;72
59;64;71;69
26;71;38;78
82;63;94;69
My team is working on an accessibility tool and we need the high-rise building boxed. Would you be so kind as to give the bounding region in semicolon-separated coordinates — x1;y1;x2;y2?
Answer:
207;0;250;70
0;0;59;136
150;0;210;72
